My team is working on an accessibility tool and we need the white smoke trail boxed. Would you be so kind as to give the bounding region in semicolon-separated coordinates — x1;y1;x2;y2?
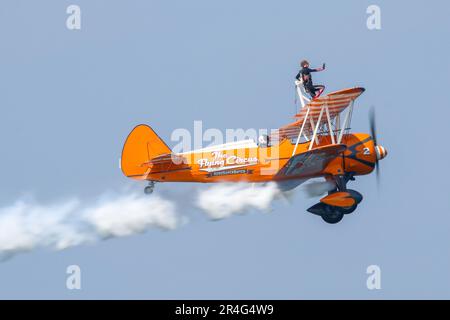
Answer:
196;182;282;220
84;194;178;238
0;178;335;260
301;179;336;198
0;193;179;260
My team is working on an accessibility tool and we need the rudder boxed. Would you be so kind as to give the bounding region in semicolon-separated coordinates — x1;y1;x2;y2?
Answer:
121;124;171;178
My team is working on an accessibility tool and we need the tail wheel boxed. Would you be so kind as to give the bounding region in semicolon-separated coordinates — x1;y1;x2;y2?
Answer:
144;186;154;195
144;181;155;195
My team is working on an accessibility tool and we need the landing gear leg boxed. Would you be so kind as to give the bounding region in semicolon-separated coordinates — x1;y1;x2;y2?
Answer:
332;174;354;192
330;174;363;215
144;181;155;195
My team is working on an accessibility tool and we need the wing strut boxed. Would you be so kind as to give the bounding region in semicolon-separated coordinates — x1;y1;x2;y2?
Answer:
325;105;335;144
309;105;325;150
292;107;310;156
337;100;354;144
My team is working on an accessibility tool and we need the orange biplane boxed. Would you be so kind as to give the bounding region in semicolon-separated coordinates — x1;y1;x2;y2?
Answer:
121;81;387;224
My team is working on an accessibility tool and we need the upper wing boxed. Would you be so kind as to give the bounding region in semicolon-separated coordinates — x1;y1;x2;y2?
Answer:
276;144;346;178
273;87;365;141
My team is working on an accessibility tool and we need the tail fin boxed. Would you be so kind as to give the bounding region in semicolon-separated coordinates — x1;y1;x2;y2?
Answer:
121;124;171;178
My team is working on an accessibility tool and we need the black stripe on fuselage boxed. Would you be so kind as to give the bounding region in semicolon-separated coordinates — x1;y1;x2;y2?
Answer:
344;137;375;168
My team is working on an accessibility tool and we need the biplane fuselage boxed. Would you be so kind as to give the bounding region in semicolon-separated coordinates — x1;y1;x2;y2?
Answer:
121;87;387;223
128;132;376;184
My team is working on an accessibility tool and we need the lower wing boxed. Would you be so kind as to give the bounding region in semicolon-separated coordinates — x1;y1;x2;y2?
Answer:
276;144;346;179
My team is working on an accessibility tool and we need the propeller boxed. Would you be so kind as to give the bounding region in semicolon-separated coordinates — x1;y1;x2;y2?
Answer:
369;106;380;182
369;106;388;186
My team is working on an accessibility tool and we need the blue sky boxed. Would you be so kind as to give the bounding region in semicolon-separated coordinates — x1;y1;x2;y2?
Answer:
0;0;450;299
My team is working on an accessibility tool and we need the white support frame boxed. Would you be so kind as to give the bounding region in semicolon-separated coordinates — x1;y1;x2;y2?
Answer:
295;80;310;109
290;83;357;154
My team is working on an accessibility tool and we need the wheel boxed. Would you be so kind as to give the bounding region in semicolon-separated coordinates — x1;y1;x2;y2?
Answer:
144;186;154;195
339;203;357;214
321;211;344;224
321;206;344;224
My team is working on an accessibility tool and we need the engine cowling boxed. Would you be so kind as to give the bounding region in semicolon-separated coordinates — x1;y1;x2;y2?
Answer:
342;133;387;176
